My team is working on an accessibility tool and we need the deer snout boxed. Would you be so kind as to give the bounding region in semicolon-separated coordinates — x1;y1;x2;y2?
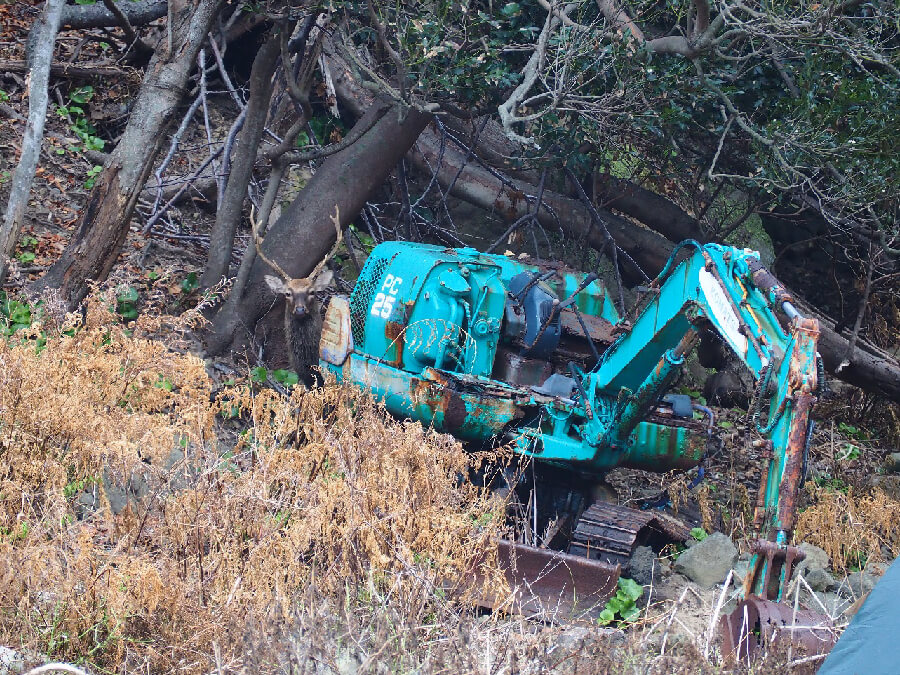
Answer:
292;304;309;319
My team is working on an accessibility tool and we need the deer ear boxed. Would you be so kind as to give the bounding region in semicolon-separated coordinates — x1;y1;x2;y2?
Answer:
264;275;287;295
312;269;334;292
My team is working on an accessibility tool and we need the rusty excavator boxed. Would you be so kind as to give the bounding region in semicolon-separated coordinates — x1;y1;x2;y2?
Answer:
318;239;835;657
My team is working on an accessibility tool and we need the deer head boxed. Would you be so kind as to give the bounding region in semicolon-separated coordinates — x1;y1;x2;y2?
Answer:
255;204;344;320
264;270;334;319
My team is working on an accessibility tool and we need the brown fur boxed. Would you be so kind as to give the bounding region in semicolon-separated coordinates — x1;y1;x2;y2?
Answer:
265;271;333;386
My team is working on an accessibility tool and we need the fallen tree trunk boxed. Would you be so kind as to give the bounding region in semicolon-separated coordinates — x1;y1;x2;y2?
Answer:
0;59;133;80
60;0;167;30
592;173;705;244
206;101;432;357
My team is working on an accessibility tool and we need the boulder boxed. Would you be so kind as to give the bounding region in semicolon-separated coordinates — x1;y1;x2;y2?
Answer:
805;567;836;593
626;546;659;586
797;542;830;576
847;562;890;598
673;532;738;588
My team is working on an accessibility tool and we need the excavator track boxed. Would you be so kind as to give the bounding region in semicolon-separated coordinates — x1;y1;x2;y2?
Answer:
568;502;690;565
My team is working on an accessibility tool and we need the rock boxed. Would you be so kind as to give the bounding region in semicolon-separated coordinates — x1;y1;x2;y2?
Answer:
555;626;625;651
808;591;853;616
626;546;659;586
805;567;836;593
0;647;25;675
74;489;100;519
102;469;129;515
847;562;889;598
732;557;751;586
673;532;738;588
797;543;830;577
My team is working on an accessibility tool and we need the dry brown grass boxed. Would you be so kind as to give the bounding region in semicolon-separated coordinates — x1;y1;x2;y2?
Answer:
795;485;900;573
0;290;507;672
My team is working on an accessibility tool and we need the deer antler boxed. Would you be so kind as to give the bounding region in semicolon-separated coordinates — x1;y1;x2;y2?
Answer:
251;205;291;281
306;204;344;280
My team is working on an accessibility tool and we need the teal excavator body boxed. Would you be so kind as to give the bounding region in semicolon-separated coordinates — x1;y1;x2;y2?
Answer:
320;240;822;616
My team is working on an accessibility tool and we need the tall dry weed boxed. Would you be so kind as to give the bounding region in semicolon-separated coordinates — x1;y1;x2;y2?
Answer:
0;290;507;672
795;485;900;572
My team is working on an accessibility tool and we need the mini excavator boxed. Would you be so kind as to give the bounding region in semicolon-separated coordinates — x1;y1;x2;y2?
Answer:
319;239;834;656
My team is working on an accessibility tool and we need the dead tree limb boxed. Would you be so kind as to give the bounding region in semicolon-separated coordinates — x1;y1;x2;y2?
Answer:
202;28;281;288
60;0;167;30
0;59;133;80
0;0;66;285
32;0;224;306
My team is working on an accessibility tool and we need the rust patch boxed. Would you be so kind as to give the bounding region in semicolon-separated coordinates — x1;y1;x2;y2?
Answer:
442;389;468;432
471;539;620;619
384;320;406;367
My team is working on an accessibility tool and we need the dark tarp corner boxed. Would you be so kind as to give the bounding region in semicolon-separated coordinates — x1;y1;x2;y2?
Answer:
817;556;900;675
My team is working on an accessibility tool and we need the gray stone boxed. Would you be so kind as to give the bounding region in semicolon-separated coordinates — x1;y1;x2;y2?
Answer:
556;626;625;651
797;543;830;577
673;532;738;588
804;567;836;593
0;647;25;675
73;489;100;519
102;468;129;515
732;558;751;586
626;546;659;586
847;562;889;598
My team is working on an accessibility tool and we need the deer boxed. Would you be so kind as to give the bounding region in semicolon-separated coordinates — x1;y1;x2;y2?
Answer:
254;204;344;387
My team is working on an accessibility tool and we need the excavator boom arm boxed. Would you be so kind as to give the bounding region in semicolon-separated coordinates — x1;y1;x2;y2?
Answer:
585;241;820;601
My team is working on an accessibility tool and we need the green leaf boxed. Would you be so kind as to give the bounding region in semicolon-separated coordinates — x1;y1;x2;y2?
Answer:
16;251;35;264
620;604;641;622
251;367;268;383
617;577;643;602
272;369;299;386
717;420;734;429
69;85;94;104
154;376;174;392
597;608;616;625
690;527;708;542
8;303;31;325
181;272;199;294
117;286;139;304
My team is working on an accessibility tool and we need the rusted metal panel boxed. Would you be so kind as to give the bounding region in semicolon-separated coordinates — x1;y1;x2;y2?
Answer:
558;309;617;345
492;347;553;389
720;596;836;663
476;539;620;619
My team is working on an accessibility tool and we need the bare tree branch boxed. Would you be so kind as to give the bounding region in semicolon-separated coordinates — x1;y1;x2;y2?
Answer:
0;0;65;284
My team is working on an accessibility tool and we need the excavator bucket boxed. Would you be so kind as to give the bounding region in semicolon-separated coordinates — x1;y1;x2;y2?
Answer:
475;539;621;619
720;597;837;663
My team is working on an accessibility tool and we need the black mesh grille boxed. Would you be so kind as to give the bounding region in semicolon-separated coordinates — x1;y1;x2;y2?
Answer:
350;256;389;344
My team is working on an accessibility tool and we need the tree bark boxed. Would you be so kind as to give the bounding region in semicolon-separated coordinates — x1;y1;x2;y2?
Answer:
592;173;705;243
32;0;222;306
206;101;431;356
407;126;674;278
60;0;167;30
0;0;65;285
201;30;280;288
